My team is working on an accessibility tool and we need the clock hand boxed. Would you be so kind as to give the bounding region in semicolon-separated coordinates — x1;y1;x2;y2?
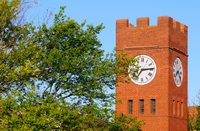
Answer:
138;68;154;76
137;64;145;76
179;74;181;81
138;69;142;76
137;57;149;76
141;68;155;71
177;71;181;81
175;70;179;77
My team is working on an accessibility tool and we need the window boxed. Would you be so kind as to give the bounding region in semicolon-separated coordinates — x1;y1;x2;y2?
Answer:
151;99;156;114
181;102;183;117
140;99;144;114
128;100;133;114
177;101;179;116
173;100;175;115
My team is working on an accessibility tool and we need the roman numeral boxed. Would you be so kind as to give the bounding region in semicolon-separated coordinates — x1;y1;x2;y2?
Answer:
175;78;178;84
149;63;152;66
148;72;152;76
146;77;148;80
176;60;178;64
141;58;144;62
141;78;143;82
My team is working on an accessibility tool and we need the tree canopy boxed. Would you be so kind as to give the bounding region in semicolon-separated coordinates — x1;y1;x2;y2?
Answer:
0;0;144;130
188;91;200;131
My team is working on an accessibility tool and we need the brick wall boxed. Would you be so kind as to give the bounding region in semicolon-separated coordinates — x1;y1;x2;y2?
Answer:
116;16;188;131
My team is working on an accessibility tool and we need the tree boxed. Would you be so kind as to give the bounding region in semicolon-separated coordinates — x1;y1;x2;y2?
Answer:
188;109;196;131
188;106;200;131
0;0;144;130
196;106;200;130
0;0;39;95
188;90;200;131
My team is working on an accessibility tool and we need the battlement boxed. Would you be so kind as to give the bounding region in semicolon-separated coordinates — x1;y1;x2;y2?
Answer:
116;16;188;34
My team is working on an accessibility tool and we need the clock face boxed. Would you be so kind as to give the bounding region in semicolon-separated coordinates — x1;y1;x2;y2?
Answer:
173;57;183;87
129;55;157;85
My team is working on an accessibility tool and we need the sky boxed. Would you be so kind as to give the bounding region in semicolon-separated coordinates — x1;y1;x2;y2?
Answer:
28;0;200;105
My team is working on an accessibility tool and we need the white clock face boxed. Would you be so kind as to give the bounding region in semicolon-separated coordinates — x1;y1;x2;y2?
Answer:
173;57;183;87
129;55;157;85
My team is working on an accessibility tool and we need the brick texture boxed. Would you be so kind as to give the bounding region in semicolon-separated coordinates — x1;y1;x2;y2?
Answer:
116;16;188;131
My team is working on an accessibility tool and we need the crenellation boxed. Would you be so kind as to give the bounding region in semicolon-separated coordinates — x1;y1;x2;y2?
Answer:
137;17;149;27
129;23;134;27
172;20;188;34
117;16;187;34
116;19;129;29
157;16;173;28
180;24;188;34
173;20;180;31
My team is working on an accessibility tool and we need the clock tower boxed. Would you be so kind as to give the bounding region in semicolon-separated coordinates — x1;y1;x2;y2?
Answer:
116;16;188;131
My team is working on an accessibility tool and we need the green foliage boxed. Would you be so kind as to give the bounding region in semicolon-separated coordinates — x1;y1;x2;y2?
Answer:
196;106;200;131
188;111;195;131
0;90;145;130
188;106;200;131
0;0;38;94
0;0;144;130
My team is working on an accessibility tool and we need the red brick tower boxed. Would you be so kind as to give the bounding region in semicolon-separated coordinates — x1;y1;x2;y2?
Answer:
116;16;188;131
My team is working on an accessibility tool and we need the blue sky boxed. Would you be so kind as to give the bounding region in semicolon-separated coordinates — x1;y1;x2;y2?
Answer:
28;0;200;105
